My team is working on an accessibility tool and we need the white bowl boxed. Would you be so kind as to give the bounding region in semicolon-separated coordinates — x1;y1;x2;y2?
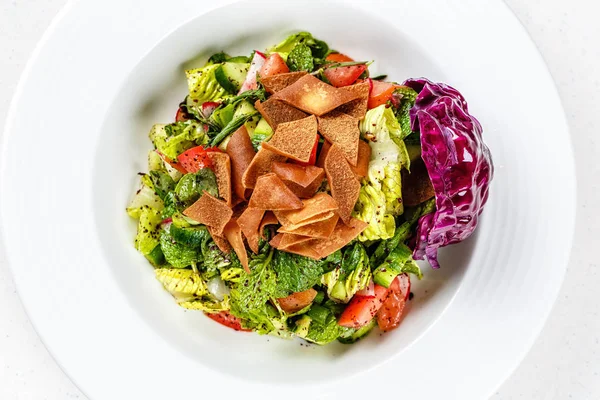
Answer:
0;0;575;398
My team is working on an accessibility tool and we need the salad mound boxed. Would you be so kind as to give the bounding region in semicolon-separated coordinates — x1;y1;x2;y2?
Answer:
127;32;493;344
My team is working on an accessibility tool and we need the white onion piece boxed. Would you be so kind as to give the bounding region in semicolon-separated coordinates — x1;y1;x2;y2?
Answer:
207;276;230;301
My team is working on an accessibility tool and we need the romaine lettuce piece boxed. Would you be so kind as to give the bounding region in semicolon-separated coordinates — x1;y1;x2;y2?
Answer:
185;64;228;104
126;183;163;219
149;121;209;161
321;243;371;304
295;304;345;345
266;32;329;61
134;207;162;255
155;268;208;302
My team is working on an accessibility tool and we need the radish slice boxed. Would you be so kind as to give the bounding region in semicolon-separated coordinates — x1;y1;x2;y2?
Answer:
366;77;374;94
238;51;267;94
356;279;375;298
398;273;411;301
201;101;220;119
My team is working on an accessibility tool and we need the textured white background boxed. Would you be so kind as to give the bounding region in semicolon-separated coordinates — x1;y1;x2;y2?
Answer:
0;0;598;399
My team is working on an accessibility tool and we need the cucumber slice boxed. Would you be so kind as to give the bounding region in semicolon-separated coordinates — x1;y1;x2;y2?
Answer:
233;100;256;118
228;55;250;63
337;318;377;344
214;62;250;94
145;244;165;267
170;225;209;248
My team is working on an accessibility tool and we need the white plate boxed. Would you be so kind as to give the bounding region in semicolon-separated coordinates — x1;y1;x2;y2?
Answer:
0;0;575;399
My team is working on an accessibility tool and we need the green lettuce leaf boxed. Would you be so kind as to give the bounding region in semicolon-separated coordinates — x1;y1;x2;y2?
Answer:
271;251;325;298
185;64;228;104
149;121;209;161
134;207;162;255
159;230;202;269
155;268;208;301
321;243;371;304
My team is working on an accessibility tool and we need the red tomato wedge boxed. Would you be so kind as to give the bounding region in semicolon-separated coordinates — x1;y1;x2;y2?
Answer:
156;151;187;174
376;275;409;332
277;288;318;314
368;80;398;109
294;135;319;167
338;284;389;329
326;53;354;63
259;53;290;78
177;146;220;173
323;64;367;88
204;311;250;332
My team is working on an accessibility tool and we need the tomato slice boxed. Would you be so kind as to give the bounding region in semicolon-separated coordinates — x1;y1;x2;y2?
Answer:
259;53;290;78
368;80;398;109
323;64;367;88
277;288;317;314
204;311;250;332
177;146;220;173
326;53;354;63
156;151;187;174
338;284;389;329
294;135;319;167
376;275;409;332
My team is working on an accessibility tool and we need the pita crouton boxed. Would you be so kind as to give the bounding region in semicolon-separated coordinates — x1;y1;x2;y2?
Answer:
271;162;324;188
324;144;361;224
248;173;303;210
317;110;360;166
275;211;336;231
281;241;321;260
207;226;232;253
278;233;313;250
272;74;358;116
241;148;287;189
316;140;331;168
401;159;435;206
273;193;338;225
261;115;318;163
337;81;370;119
311;218;368;258
183;191;233;236
237;207;265;253
226;126;256;200
223;218;249;273
259;211;279;239
278;213;339;239
269;233;283;248
349;140;371;178
255;98;308;130
206;152;232;206
260;71;307;94
282;177;324;199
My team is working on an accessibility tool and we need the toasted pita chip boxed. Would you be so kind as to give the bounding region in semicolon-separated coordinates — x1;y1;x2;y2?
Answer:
206;152;232;206
401;159;435;206
317;110;360;166
273;193;338;225
278;233;313;250
237;207;265;254
312;218;368;258
255;98;308;130
316;140;331;168
272;74;358;116
271;162;324;188
183;191;232;236
269;233;283;248
275;211;336;231
241;148;286;189
226;126;256;200
278;213;339;239
324;144;361;223
259;211;279;240
207;226;232;253
282;177;324;199
223;218;250;273
282;241;321;260
261;71;307;94
248;173;303;210
337;81;370;119
261;116;318;163
350;140;371;178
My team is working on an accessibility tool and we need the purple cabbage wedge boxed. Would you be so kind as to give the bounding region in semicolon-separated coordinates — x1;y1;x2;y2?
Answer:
404;78;493;269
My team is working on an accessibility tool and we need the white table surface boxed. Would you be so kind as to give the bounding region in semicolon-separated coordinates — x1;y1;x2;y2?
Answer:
1;0;598;399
